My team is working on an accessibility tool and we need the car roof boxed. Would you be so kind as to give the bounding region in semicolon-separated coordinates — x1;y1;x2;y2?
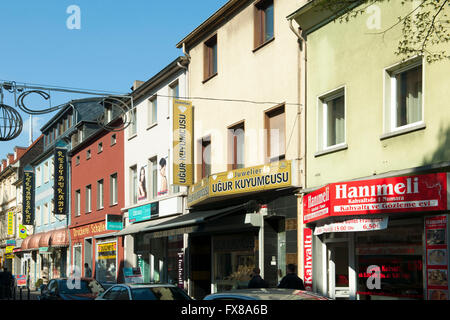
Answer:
109;283;179;289
204;288;330;300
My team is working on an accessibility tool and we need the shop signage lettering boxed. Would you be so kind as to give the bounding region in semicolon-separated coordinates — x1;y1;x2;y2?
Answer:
5;246;14;254
97;242;116;260
22;169;34;225
188;161;292;207
16;275;27;287
178;251;184;289
173;99;193;186
304;173;448;223
303;228;313;291
72;221;106;238
129;202;159;224
54;148;67;215
7;212;14;236
314;218;388;236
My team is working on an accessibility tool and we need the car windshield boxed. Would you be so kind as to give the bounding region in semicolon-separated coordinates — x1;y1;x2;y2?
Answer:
131;287;190;300
59;279;105;295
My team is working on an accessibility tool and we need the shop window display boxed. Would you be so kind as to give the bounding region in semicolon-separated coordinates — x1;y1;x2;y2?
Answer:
356;223;423;300
96;242;117;283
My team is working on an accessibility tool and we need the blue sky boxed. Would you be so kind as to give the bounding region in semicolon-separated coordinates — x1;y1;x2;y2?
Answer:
0;0;228;156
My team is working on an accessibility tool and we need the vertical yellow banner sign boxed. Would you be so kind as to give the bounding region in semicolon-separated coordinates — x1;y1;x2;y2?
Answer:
7;212;14;236
173;99;193;186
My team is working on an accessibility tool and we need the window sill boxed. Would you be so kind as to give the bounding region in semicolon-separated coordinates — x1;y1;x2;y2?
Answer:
202;72;218;84
147;123;158;131
315;144;348;157
253;37;275;53
380;122;426;140
128;133;137;141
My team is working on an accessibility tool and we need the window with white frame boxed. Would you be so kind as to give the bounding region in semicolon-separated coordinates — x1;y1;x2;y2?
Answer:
86;185;92;213
386;59;423;132
148;96;158;126
97;179;104;210
318;88;346;151
36;206;41;226
44;162;49;183
50;201;56;223
50;158;54;179
130;165;137;205
110;173;118;205
129;108;137;137
36;167;42;187
43;203;49;225
75;190;81;216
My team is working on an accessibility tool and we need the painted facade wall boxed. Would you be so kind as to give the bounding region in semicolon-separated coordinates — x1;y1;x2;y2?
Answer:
304;1;450;189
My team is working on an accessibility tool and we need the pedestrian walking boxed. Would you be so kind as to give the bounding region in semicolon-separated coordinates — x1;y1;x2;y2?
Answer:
248;268;268;289
84;263;92;278
278;264;305;290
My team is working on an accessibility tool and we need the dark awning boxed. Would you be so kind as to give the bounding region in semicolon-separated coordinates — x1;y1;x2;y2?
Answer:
142;202;252;234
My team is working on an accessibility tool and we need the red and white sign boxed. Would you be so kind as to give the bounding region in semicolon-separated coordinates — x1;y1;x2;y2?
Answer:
16;275;27;287
314;218;388;236
303;227;313;291
304;173;448;223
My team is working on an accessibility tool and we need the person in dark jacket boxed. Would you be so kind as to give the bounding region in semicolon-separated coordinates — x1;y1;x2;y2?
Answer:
248;268;268;289
278;264;305;290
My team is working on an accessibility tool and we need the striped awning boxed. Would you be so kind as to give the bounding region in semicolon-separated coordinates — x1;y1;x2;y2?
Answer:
50;228;69;247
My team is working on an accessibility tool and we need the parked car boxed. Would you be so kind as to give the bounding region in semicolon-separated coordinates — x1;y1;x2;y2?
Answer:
96;283;193;300
204;288;330;300
38;278;105;300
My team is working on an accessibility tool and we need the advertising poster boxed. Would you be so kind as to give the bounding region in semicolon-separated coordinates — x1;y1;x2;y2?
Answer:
425;215;449;300
173;99;193;186
137;166;147;201
22;169;34;225
54;148;67;215
97;242;117;283
158;156;169;196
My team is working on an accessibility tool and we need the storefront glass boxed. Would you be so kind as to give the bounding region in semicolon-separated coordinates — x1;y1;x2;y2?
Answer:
167;235;183;285
96;241;117;283
213;233;258;292
356;222;423;300
73;245;82;276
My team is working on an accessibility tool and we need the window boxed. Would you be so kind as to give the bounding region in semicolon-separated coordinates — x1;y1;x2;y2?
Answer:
98;142;103;153
36;167;41;187
254;0;274;48
130;165;137;205
110;173;118;206
106;106;113;123
86;185;92;213
51;158;54;179
97;179;104;210
76;156;80;166
318;89;346;151
170;81;179;99
386;59;423;132
149;157;158;199
87;149;91;160
201;137;211;179
228;122;245;170
44;162;49;183
111;134;117;146
148;96;157;126
204;35;218;81
36;206;41;227
43;203;49;225
50;202;56;223
129;108;137;137
78;128;83;143
75;190;81;216
265;105;286;162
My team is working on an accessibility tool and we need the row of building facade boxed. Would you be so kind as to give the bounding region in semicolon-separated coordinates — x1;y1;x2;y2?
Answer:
0;0;449;300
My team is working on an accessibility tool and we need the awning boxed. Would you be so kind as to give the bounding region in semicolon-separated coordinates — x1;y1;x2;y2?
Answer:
49;228;69;248
39;231;53;248
115;216;177;237
20;236;31;251
28;234;43;250
142;202;250;234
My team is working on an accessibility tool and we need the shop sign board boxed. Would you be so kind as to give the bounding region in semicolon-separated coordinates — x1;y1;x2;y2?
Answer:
6;240;15;246
303;227;313;291
105;214;123;231
16;275;27;287
5;246;14;254
5;254;14;260
72;221;106;239
173;99;193;186
18;225;27;239
177;251;184;289
187;160;292;207
128;202;159;224
304;173;448;223
425;215;449;300
123;267;144;284
22;168;35;225
54;147;68;215
7;212;14;236
314;218;389;236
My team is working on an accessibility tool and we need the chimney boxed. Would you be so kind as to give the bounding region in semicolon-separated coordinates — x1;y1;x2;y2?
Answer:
131;80;144;91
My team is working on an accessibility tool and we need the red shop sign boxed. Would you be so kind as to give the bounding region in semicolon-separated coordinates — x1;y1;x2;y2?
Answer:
304;173;448;223
303;227;313;291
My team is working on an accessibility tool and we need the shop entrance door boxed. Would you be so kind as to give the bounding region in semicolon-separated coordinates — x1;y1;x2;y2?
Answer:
327;242;350;299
